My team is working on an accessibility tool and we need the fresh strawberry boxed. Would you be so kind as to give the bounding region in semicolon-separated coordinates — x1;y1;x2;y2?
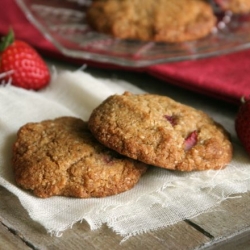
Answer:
0;29;50;90
235;97;250;155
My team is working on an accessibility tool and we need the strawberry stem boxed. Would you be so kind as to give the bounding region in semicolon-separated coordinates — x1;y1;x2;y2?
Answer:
0;28;14;52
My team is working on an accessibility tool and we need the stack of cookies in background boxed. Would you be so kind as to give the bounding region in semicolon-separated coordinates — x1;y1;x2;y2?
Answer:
86;0;250;43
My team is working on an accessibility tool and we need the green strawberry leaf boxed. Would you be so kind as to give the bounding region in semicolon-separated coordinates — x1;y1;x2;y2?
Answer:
0;28;14;52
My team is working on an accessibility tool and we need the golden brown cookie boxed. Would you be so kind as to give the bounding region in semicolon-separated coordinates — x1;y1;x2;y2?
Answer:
86;0;217;43
88;92;233;171
12;117;147;198
215;0;250;14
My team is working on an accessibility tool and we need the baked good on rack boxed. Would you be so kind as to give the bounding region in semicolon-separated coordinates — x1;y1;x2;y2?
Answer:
215;0;250;14
88;92;233;171
12;117;147;198
86;0;217;43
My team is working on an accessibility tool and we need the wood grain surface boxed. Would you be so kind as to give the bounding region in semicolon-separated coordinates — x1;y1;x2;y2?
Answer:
1;186;250;250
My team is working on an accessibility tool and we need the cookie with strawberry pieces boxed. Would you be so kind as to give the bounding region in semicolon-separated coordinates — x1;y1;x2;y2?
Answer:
13;117;147;198
88;92;233;171
0;29;50;90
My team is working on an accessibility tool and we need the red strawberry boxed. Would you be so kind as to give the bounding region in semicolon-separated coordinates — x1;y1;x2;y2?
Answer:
235;97;250;155
0;29;50;90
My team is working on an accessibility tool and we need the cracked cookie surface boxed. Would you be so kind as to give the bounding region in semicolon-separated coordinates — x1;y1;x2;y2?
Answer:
88;92;233;171
86;0;217;42
12;117;147;198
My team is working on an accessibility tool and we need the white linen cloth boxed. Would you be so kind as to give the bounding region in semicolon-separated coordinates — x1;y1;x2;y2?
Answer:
0;70;250;239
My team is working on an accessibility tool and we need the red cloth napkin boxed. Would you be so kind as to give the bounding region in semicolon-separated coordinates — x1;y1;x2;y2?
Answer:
147;54;250;105
1;0;250;105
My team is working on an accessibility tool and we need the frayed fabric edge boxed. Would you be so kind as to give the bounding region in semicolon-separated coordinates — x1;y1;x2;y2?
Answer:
45;186;248;242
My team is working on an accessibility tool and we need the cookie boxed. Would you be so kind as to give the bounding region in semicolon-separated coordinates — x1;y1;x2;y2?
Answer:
86;0;217;43
88;92;233;171
12;117;147;198
215;0;250;14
